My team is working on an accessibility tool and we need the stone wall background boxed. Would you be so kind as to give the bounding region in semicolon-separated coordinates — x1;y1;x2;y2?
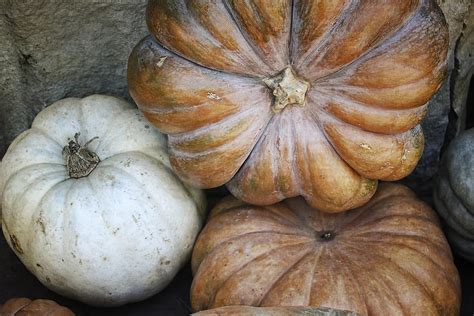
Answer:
0;0;473;197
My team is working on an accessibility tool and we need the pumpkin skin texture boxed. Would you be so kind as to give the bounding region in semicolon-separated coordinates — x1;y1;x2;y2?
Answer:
0;298;74;316
193;305;358;316
0;95;206;307
434;128;474;261
190;183;460;315
128;0;448;213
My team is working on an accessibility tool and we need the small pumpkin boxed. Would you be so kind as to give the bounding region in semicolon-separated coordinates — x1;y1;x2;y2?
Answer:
434;128;474;261
128;0;448;212
191;183;460;315
0;298;74;316
193;305;358;316
0;95;206;306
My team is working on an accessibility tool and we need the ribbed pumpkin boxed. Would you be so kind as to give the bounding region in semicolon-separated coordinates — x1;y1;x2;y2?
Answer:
128;0;449;212
0;298;74;316
193;306;358;316
191;183;460;315
0;95;206;306
434;128;474;261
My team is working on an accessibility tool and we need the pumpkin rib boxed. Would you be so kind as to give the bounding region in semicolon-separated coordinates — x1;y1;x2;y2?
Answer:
311;0;422;85
350;238;459;288
295;0;357;74
445;166;474;217
305;246;325;306
221;0;275;74
17;175;70;246
434;176;474;237
351;232;452;260
29;128;63;149
140;85;264;116
346;249;408;315
346;214;440;239
258;248;315;306
263;204;308;229
319;112;423;181
312;90;427;135
168;104;271;154
329;247;369;315
299;105;376;211
315;0;447;88
342;243;440;315
207;241;313;308
196;230;313;272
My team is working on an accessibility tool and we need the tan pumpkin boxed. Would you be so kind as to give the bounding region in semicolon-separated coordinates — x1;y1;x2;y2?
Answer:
0;298;74;316
128;0;448;212
193;305;358;316
190;183;460;315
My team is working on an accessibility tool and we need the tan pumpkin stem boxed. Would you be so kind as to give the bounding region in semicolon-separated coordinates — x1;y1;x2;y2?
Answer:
263;66;310;113
62;132;100;179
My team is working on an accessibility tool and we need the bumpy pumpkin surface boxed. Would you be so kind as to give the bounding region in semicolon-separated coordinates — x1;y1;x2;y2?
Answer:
0;95;206;306
0;298;74;316
191;183;460;315
128;0;448;212
193;305;358;316
434;128;474;261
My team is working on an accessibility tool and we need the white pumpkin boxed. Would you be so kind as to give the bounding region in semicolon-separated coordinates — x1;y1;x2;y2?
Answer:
0;95;206;306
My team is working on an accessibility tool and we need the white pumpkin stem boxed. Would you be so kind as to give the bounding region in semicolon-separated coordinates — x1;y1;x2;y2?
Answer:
63;133;100;179
263;66;310;113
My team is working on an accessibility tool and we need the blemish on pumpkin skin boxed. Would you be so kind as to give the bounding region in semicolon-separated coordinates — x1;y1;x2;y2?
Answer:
10;234;24;254
156;56;167;67
36;218;46;234
207;92;222;101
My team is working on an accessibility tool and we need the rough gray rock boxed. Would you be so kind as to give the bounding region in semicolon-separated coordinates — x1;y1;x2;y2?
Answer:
0;0;148;156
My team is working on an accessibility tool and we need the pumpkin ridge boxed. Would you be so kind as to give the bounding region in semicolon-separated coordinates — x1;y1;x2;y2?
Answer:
301;105;372;210
234;208;310;233
444;165;474;217
294;0;357;73
351;232;451;259
258;248;315;306
263;203;308;229
5;167;66;229
354;241;453;313
168;104;270;151
206;240;312;308
328;247;368;315
197;230;313;271
434;174;474;235
311;90;428;135
346;214;439;237
29;128;63;149
306;245;326;306
27;179;72;259
97;164;172;230
343;248;407;315
220;0;276;74
310;0;423;85
341;243;438;315
141;85;264;115
350;237;459;288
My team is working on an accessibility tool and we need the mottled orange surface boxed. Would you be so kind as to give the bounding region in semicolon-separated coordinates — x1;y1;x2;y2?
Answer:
128;0;448;212
190;183;460;315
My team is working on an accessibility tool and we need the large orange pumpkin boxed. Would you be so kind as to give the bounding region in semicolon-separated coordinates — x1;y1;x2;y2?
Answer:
128;0;448;212
190;184;460;315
